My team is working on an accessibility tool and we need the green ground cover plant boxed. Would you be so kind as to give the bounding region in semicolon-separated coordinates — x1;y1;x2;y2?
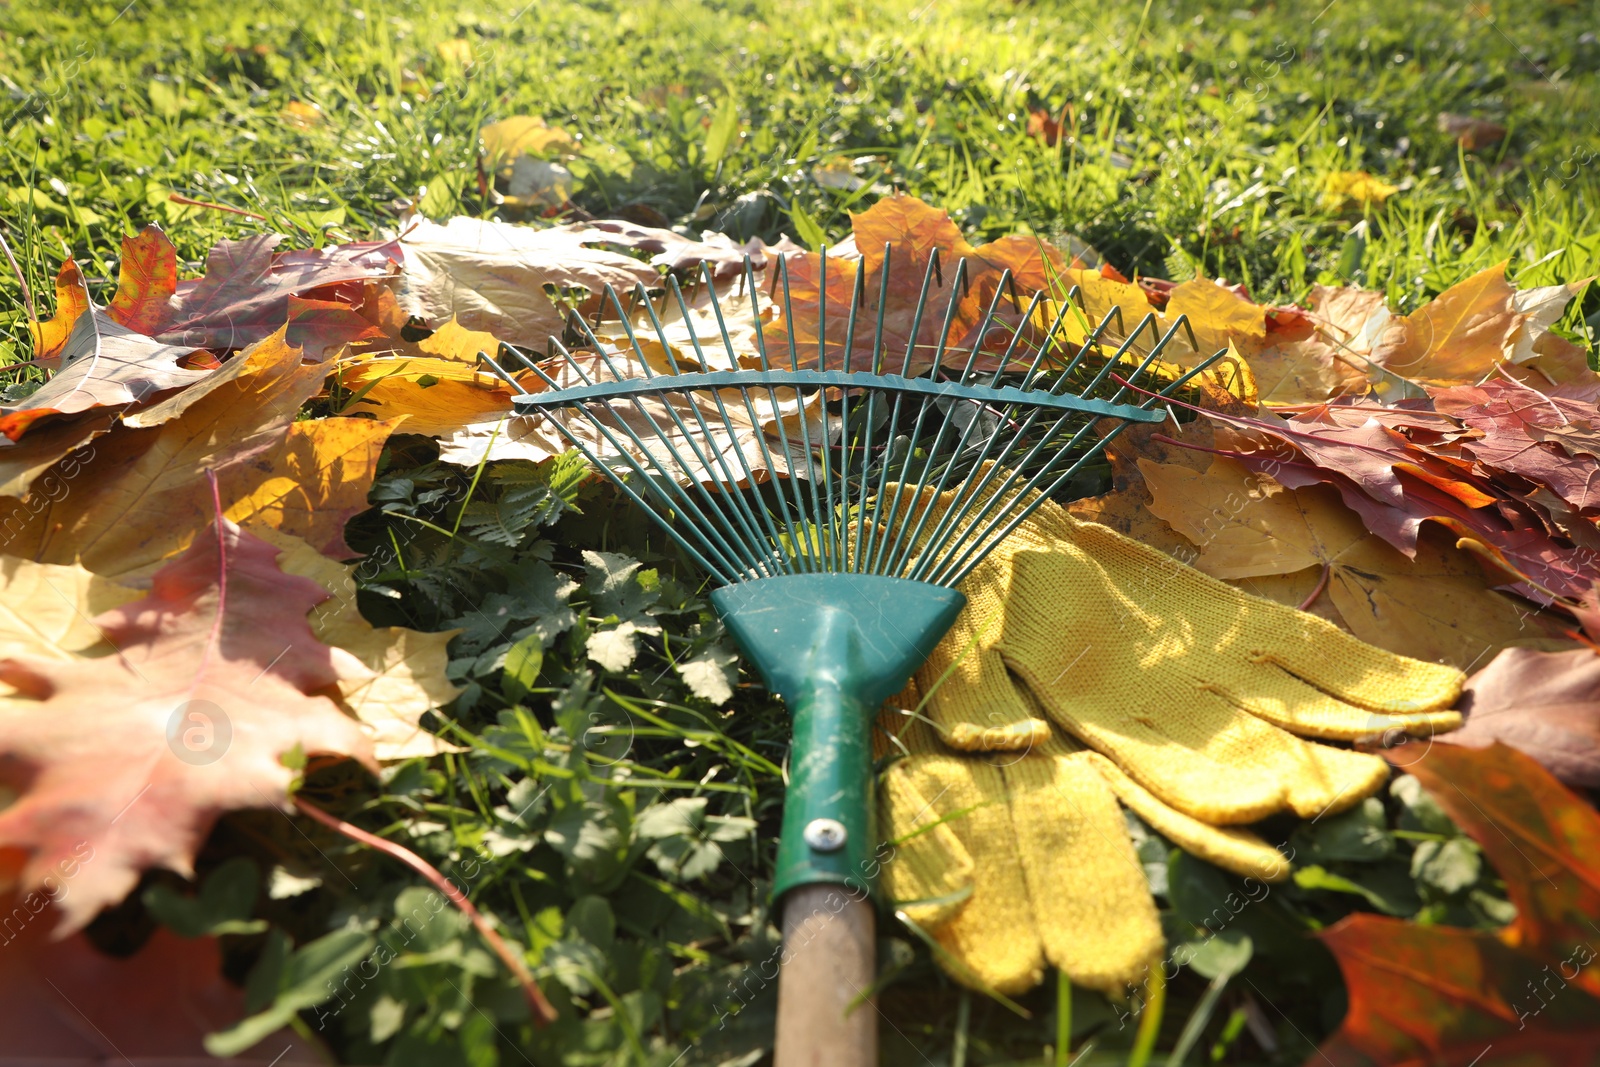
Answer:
1;0;1597;1063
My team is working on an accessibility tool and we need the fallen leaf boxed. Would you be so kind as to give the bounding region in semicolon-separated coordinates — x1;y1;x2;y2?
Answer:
280;99;323;129
437;412;570;468
285;294;386;358
1141;454;1565;667
1165;278;1266;357
25;259;90;368
339;356;532;438
1437;112;1508;151
1239;284;1383;405
155;233;398;353
1319;170;1399;210
0;916;321;1062
0;303;208;439
1314;742;1600;1066
262;529;462;761
224;415;400;559
0;518;375;932
1370;262;1595;391
395;215;661;348
0;558;138;663
8;330;329;579
480;115;576;169
1193;400;1600;603
1438;647;1600;786
764;195;1068;375
0;409;116;498
106;224;179;335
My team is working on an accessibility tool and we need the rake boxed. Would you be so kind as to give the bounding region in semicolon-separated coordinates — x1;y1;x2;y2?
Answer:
481;247;1224;1066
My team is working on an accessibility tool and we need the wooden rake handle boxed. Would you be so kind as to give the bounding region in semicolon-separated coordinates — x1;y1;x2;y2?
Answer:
774;884;877;1067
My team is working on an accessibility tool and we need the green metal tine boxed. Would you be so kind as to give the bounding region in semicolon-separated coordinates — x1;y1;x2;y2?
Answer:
876;254;971;577
882;260;1013;579
852;244;896;572
740;256;818;575
627;281;778;562
865;247;944;576
504;337;771;578
933;307;1180;562
837;256;867;571
666;273;778;504
741;255;820;575
546;312;778;583
929;332;1226;587
938;350;1229;588
478;350;749;582
814;248;844;572
775;254;832;570
899;293;1115;583
691;261;800;572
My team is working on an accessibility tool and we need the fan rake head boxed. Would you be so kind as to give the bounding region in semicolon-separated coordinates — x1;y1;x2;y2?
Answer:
480;249;1227;591
479;247;1232;906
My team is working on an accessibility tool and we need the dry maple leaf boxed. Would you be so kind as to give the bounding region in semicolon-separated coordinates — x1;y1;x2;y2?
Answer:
6;330;369;580
261;528;463;761
1437;112;1508;151
0;517;375;933
0;917;320;1063
396;215;764;349
153;231;398;353
0;302;210;440
24;259;91;368
0;408;116;502
1314;742;1600;1067
763;195;1067;376
1190;400;1600;603
106;224;180;335
1438;647;1600;787
0;558;137;663
1319;170;1399;210
1140;453;1562;668
1369;262;1595;394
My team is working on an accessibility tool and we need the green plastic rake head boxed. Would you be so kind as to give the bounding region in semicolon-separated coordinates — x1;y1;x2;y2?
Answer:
481;248;1224;900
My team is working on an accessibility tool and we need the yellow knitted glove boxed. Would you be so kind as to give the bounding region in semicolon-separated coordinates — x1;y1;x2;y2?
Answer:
917;492;1464;825
875;700;1291;996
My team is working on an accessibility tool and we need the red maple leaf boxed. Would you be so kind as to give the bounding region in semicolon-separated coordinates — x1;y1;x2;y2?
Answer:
1313;742;1600;1066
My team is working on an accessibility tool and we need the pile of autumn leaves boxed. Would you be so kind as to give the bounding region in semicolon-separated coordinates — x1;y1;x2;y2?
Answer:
0;193;1597;1057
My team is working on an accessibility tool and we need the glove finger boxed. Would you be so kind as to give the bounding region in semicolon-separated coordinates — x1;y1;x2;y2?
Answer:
1237;603;1464;715
1018;678;1389;824
1001;663;1290;823
1079;751;1291;884
1059;518;1465;714
878;758;974;928
1002;752;1163;996
880;754;1046;994
1224;666;1464;741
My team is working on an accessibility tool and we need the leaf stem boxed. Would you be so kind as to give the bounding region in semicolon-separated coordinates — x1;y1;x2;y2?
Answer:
292;795;559;1025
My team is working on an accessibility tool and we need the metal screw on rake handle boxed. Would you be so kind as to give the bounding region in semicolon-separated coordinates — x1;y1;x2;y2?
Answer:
480;250;1226;1067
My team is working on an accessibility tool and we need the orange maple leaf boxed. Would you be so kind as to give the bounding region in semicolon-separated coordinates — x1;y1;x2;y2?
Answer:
0;518;375;933
1314;742;1600;1066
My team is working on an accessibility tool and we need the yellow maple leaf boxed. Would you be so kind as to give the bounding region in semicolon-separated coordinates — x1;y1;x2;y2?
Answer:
479;115;575;170
1320;170;1399;210
261;530;463;762
1139;454;1565;668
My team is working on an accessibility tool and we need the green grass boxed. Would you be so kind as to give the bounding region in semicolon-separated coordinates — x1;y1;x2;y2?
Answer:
1;0;1596;1064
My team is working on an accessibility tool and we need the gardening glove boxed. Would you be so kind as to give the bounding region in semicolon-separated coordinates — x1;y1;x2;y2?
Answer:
912;489;1465;826
874;691;1291;997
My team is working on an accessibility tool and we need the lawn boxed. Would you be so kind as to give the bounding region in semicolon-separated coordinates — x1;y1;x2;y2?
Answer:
1;0;1597;1064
